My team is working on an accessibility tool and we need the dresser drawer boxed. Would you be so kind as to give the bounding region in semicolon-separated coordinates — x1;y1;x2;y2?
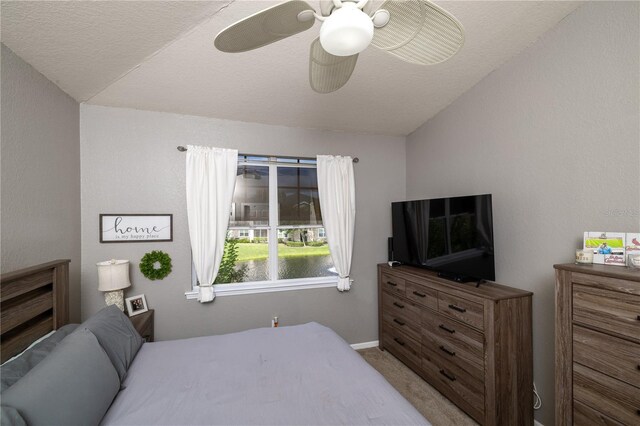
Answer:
421;346;484;398
421;331;484;382
382;305;421;343
405;280;437;310
573;325;640;388
382;291;422;322
381;324;421;370
573;363;640;425
421;346;484;423
573;284;640;342
572;272;640;296
438;292;484;330
381;273;406;296
574;400;623;426
422;310;484;374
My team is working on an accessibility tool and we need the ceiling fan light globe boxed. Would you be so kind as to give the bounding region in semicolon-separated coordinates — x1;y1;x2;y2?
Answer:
319;3;374;56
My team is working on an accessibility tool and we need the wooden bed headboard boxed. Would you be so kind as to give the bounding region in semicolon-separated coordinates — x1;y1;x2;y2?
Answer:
0;259;70;363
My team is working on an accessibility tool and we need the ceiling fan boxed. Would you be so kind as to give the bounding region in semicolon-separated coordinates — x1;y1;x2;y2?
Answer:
214;0;465;94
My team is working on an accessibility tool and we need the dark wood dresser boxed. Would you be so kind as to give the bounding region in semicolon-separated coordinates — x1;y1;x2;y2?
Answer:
378;264;533;425
554;264;640;425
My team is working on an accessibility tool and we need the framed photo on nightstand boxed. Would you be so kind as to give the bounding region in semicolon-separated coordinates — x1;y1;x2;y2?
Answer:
125;294;149;317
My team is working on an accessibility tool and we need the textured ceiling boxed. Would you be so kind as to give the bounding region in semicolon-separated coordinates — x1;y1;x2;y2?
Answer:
1;1;232;101
2;1;582;135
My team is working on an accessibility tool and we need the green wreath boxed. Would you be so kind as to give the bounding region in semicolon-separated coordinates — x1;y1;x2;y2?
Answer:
139;250;172;280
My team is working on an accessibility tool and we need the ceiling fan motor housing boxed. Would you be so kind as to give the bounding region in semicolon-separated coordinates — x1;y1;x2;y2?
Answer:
319;2;374;56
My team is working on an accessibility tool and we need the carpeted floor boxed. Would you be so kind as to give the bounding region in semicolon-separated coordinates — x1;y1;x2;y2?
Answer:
358;348;478;426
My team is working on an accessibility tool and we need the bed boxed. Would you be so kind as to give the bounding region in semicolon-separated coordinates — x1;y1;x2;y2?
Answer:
1;260;428;425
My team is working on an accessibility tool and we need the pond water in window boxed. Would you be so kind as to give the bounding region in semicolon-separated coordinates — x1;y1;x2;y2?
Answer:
277;228;335;280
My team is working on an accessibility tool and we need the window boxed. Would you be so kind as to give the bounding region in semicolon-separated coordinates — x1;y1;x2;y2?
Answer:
190;155;337;296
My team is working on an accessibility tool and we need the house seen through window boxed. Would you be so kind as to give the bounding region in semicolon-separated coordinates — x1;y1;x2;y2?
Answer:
199;155;336;286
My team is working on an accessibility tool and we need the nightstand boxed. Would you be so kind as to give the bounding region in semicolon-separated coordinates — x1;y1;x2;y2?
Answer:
129;309;154;342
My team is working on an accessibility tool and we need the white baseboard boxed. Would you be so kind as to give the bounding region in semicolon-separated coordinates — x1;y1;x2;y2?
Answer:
351;340;379;350
534;420;544;426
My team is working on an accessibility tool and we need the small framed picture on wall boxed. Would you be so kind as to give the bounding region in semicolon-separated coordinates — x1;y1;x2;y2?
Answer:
125;294;149;317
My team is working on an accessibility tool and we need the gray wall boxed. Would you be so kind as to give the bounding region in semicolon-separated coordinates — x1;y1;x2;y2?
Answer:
1;44;81;322
405;2;640;425
80;104;405;344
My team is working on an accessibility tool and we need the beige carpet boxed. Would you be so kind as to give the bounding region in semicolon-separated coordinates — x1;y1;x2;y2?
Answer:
358;348;477;426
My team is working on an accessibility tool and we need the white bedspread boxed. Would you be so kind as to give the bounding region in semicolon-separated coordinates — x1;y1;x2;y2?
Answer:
101;322;428;425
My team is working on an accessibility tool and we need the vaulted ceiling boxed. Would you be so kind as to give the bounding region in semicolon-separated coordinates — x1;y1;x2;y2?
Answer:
1;1;582;135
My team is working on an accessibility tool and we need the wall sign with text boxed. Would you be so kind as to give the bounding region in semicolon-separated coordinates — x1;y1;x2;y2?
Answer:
100;214;173;243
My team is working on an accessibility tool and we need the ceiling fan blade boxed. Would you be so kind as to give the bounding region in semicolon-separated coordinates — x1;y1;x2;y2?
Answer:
371;0;464;65
215;0;316;53
309;38;358;94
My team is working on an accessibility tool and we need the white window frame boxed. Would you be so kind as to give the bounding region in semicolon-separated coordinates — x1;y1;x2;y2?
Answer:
186;156;337;298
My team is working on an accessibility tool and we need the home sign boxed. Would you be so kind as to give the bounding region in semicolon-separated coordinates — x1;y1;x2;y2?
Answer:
100;214;173;243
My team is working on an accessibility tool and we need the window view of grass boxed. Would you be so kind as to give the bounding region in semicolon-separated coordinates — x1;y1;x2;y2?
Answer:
236;242;330;262
214;228;335;284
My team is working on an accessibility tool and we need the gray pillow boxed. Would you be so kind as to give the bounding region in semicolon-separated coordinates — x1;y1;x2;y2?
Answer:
1;324;79;392
1;329;120;426
0;405;26;426
80;305;143;381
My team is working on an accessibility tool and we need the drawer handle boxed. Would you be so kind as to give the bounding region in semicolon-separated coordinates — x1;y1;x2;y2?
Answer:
393;318;406;326
448;304;467;313
637;315;640;321
394;337;405;346
439;346;456;357
413;291;426;298
439;369;456;382
387;281;398;287
393;302;405;309
438;324;455;334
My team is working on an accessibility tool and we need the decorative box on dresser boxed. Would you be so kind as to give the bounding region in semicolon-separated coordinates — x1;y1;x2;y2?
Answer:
378;264;533;426
554;264;640;426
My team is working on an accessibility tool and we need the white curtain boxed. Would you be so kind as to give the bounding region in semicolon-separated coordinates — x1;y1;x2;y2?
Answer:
317;155;356;291
186;145;238;303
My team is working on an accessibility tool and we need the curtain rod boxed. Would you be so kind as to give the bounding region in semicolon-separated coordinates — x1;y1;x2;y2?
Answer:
176;146;359;163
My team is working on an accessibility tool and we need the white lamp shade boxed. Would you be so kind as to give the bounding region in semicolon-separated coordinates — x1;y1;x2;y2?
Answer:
97;259;132;292
320;2;374;57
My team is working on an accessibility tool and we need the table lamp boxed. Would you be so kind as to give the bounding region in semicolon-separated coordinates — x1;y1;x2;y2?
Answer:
97;259;131;311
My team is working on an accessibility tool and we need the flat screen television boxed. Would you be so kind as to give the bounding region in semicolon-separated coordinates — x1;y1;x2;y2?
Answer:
391;194;495;282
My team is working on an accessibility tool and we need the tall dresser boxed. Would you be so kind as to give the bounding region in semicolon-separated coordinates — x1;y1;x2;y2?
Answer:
378;264;533;425
554;263;640;425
